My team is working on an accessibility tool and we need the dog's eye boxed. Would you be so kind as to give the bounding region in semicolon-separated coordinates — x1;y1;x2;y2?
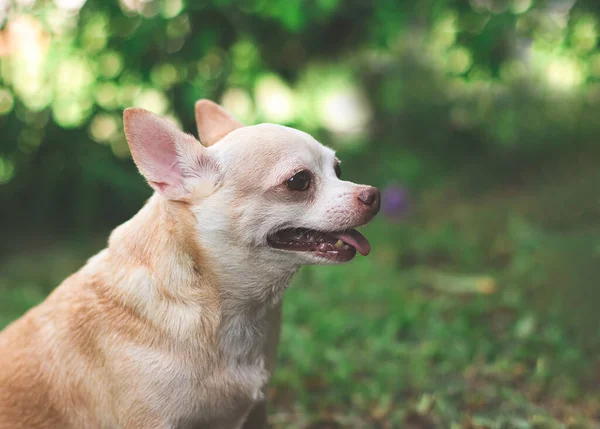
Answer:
285;170;311;191
334;163;341;179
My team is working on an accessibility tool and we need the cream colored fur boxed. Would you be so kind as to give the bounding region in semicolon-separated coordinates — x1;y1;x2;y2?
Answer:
0;100;378;429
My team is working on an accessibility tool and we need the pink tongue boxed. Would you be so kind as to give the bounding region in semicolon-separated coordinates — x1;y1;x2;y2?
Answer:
332;229;371;256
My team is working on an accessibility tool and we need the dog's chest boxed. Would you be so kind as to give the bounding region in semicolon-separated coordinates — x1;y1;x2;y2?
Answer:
116;321;269;427
170;355;268;429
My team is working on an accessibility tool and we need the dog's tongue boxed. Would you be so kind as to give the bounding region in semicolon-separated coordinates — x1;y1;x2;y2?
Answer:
332;229;371;256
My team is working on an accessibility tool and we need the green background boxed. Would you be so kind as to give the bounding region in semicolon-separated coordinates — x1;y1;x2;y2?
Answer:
1;0;600;427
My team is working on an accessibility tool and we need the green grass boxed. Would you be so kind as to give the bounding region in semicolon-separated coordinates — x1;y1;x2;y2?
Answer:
268;160;600;428
273;220;599;428
1;169;599;428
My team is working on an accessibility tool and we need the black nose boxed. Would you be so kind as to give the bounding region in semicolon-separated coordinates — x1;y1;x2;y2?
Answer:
358;187;380;211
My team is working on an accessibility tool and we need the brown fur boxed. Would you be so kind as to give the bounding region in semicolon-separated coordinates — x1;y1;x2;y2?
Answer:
0;101;378;429
0;195;239;428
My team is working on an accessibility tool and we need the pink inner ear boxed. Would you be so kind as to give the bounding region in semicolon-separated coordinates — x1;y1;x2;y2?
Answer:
149;181;170;192
124;108;186;197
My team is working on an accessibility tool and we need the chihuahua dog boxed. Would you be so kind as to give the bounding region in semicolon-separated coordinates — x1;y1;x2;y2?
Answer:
0;100;380;429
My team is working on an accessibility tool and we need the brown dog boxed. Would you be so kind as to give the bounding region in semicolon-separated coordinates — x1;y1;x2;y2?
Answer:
0;100;380;429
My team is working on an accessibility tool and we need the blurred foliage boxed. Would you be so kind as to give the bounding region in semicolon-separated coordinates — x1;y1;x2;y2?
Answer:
3;0;600;235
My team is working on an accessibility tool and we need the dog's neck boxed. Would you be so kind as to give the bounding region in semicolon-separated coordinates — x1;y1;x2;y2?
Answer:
103;194;293;362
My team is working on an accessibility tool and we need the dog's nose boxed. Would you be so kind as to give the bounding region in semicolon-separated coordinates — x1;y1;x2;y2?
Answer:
358;187;380;212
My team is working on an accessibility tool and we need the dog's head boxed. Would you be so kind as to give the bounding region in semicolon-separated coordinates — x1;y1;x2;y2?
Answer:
123;101;379;269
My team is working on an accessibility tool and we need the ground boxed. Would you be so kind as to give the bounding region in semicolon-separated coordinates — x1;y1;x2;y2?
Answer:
0;152;599;429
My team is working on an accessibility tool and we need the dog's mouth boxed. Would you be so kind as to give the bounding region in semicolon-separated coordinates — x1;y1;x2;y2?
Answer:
267;228;371;262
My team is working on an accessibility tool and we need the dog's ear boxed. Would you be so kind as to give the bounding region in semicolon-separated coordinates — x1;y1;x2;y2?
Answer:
195;99;243;147
124;108;214;201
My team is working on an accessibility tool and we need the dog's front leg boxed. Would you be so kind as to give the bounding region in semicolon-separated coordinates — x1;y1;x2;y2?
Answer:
240;400;268;429
242;300;282;429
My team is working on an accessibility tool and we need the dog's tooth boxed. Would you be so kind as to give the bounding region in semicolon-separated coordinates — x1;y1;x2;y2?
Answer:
334;239;344;249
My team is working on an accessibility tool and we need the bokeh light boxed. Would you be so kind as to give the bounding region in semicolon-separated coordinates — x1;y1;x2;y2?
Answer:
0;156;15;184
89;113;119;143
318;85;371;136
133;88;170;115
0;89;14;115
221;88;254;124
255;74;295;123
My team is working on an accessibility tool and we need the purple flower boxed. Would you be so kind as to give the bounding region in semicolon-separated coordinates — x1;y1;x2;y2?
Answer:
382;184;410;219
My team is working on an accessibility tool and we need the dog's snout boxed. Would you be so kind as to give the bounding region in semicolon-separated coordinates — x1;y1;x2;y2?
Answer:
358;188;378;206
357;187;380;213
